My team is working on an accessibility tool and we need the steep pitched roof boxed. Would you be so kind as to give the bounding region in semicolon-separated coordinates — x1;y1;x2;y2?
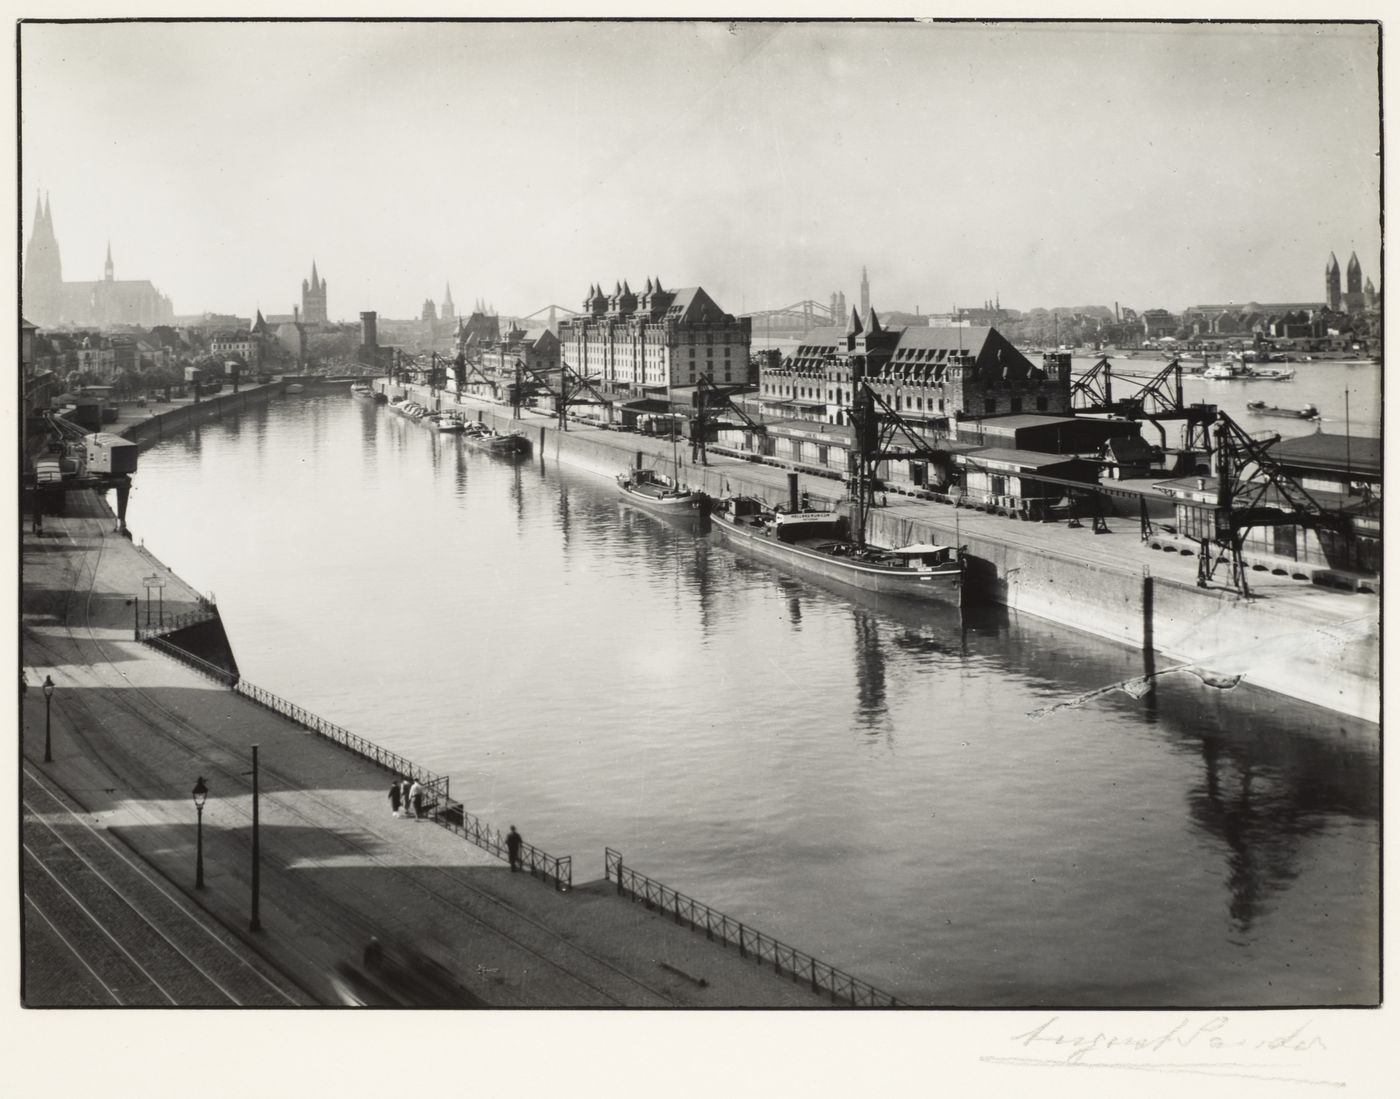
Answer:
893;326;992;355
664;286;731;324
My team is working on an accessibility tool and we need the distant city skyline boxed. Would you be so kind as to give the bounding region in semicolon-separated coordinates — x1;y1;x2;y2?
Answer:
19;20;1381;322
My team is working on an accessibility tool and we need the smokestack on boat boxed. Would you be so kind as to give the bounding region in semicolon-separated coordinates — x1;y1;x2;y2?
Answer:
788;472;800;512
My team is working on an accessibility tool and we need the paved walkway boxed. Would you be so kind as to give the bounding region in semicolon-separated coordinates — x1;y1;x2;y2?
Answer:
20;502;842;1007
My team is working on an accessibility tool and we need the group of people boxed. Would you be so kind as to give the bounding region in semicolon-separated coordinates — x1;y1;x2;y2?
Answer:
387;777;525;873
389;777;424;820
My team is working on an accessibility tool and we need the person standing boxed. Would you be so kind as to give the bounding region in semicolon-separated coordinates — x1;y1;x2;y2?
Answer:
506;826;523;872
401;778;412;817
409;778;423;821
389;779;402;818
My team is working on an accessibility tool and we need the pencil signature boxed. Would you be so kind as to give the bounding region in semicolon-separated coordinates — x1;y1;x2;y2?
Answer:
982;1015;1339;1087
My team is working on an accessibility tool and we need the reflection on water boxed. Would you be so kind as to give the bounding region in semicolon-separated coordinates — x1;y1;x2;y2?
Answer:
129;393;1379;1006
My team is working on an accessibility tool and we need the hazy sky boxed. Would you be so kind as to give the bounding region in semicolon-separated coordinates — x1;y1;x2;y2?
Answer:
19;20;1382;321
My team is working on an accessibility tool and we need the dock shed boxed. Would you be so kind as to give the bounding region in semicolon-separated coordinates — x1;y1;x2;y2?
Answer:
957;447;1101;517
960;413;1143;456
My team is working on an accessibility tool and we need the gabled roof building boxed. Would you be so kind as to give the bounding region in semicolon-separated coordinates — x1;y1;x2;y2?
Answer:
557;277;752;398
760;309;1071;431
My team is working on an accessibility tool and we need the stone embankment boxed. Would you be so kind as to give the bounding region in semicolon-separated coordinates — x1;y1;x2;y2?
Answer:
387;379;1379;724
20;387;870;1007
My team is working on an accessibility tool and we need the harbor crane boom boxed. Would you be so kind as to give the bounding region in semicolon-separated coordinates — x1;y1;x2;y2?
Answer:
689;375;763;465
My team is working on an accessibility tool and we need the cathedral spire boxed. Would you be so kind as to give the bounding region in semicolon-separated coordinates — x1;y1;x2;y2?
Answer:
104;240;114;281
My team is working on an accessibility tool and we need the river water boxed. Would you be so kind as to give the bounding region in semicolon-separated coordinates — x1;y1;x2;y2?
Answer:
129;391;1380;1006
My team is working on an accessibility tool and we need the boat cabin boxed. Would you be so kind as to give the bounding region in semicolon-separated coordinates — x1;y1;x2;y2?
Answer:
889;543;955;568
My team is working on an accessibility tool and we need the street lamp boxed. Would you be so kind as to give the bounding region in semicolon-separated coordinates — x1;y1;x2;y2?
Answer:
42;676;55;763
192;776;208;889
249;744;261;931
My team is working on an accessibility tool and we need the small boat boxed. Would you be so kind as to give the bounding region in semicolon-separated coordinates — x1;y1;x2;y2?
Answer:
708;495;963;604
461;420;532;456
433;411;467;433
351;381;374;398
616;468;706;511
1246;400;1320;420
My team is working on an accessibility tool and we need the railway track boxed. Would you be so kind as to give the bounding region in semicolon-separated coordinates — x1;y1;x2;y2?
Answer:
22;507;680;1007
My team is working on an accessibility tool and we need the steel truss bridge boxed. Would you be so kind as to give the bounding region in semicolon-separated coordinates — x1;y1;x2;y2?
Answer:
742;300;839;334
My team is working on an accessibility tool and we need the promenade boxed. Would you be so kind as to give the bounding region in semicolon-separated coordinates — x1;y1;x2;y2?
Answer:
19;490;837;1007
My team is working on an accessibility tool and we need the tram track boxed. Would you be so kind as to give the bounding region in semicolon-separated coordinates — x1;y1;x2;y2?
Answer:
23;765;303;1007
24;505;680;1007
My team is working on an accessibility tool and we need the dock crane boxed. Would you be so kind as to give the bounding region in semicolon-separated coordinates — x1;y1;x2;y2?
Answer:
443;350;497;399
688;376;763;465
842;355;956;550
1197;412;1339;596
26;411;138;534
1072;356;1217;457
508;359;611;430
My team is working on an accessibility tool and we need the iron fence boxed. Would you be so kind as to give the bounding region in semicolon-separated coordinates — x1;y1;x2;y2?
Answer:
136;605;221;640
234;679;443;791
604;848;901;1007
139;636;571;891
143;636;239;686
435;803;572;891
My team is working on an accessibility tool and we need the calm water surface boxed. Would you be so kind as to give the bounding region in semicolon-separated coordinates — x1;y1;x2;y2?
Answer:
129;392;1379;1006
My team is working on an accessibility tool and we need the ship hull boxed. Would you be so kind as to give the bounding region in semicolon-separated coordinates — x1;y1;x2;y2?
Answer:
710;510;962;605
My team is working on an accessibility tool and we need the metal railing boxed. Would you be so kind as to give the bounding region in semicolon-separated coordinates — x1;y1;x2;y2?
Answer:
604;848;900;1007
434;804;572;891
234;679;444;791
136;605;221;640
143;636;239;686
139;636;572;891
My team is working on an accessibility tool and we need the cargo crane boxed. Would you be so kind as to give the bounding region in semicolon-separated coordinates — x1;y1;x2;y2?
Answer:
1197;411;1340;595
1072;356;1216;457
508;359;611;430
26;412;139;534
688;376;763;465
443;351;496;398
841;354;957;549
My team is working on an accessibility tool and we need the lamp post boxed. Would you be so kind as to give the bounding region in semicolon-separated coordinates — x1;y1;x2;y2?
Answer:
192;776;208;889
249;744;261;931
42;676;55;763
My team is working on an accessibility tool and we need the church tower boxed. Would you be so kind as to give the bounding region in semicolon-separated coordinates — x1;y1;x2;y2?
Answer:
441;282;455;322
302;260;328;324
1344;252;1365;313
860;266;870;317
1325;252;1342;311
104;241;114;282
23;191;64;326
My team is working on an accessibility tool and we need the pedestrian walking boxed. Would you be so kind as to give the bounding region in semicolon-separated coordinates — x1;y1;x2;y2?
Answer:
409;778;423;820
389;779;402;818
506;825;523;872
401;778;412;817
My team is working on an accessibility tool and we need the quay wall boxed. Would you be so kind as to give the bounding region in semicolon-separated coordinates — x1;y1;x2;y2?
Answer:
384;383;1382;721
122;383;283;449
